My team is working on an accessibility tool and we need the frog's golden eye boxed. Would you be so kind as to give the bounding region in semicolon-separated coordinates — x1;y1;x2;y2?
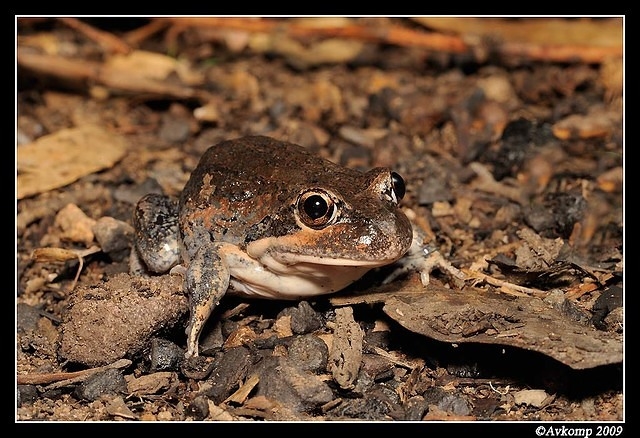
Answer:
390;172;406;202
296;190;338;229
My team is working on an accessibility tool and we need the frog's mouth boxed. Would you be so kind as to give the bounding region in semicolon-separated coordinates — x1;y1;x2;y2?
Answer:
270;252;402;267
246;235;409;270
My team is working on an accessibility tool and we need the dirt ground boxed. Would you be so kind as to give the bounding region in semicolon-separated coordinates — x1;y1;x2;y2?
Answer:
16;17;624;424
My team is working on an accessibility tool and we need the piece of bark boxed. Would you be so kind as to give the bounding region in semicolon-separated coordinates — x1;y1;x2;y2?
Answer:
328;306;363;389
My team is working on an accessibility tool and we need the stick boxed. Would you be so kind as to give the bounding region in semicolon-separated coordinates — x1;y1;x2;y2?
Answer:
17;359;132;386
59;17;131;55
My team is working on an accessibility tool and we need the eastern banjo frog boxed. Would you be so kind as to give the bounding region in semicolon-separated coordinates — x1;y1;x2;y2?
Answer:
132;136;462;357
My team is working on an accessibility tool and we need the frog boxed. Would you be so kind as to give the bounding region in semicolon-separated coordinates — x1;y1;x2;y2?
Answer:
131;135;463;358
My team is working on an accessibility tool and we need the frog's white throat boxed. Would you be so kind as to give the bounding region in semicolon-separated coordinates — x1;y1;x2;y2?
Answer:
223;238;404;299
228;257;375;299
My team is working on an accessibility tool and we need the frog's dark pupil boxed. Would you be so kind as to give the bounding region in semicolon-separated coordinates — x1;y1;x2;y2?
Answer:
304;195;329;219
391;172;406;200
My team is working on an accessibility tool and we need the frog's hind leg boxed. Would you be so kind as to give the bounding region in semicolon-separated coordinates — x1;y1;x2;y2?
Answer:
184;245;230;358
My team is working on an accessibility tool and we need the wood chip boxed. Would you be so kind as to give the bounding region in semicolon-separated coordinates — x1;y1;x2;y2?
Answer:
328;306;363;389
105;395;138;420
224;374;260;405
126;372;176;396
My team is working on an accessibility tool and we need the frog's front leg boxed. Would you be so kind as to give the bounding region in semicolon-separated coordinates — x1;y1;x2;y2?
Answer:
184;243;231;358
131;194;181;274
385;225;466;287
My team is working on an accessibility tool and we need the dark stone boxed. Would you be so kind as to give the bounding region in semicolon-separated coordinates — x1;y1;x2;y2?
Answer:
159;116;190;144
277;301;323;335
186;395;210;421
198;321;225;355
360;353;395;381
437;393;473;416
252;355;334;412
180;355;216;380
74;369;127;401
202;346;252;403
287;334;328;373
424;386;472;416
17;385;39;407
526;192;587;239
592;285;623;330
92;217;134;262
149;338;184;372
17;303;42;333
328;384;401;420
404;396;429;421
363;330;392;351
418;175;453;205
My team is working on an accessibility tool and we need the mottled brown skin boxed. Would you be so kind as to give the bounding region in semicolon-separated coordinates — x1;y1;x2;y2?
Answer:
133;136;413;357
179;136;410;260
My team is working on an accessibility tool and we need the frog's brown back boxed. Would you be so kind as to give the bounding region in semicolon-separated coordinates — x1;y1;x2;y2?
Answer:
178;136;364;245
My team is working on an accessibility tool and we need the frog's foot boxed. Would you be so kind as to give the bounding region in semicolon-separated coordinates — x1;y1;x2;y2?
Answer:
385;242;466;288
184;246;230;358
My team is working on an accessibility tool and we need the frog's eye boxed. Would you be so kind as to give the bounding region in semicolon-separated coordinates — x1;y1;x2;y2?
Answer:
390;172;406;203
296;190;338;229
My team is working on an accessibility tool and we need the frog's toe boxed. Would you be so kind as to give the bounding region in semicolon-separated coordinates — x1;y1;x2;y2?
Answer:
417;249;466;287
385;245;466;287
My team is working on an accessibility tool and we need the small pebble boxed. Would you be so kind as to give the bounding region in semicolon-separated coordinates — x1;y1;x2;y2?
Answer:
75;369;127;401
287;335;329;373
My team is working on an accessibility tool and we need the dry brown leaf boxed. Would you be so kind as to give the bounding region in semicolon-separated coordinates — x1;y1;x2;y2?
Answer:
51;203;97;246
383;284;621;370
106;50;204;85
596;166;623;193
513;389;552;408
223;325;257;349
17;32;66;55
107;50;179;81
17;125;128;199
249;33;364;69
331;280;622;370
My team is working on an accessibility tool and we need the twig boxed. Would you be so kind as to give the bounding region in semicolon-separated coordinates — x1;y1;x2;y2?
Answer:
462;269;548;298
500;41;622;64
162;17;469;53
17;358;132;386
30;246;101;292
372;346;424;370
59;17;131;55
17;49;209;102
489;381;510;395
160;17;620;64
122;19;171;46
468;162;526;205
